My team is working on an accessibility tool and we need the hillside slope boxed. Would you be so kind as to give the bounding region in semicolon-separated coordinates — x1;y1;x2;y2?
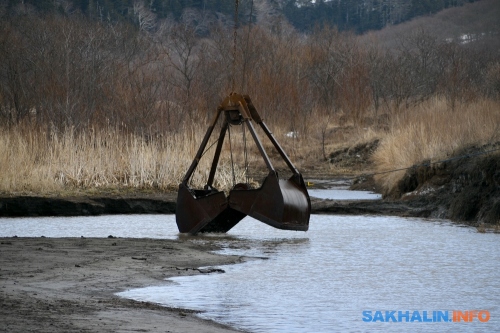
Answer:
360;0;500;48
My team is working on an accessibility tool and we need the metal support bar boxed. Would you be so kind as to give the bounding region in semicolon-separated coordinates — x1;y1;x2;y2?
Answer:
258;121;300;175
182;108;223;184
244;119;275;173
243;94;300;175
207;122;228;187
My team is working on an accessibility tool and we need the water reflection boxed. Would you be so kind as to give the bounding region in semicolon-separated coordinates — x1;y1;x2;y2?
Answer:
118;216;499;333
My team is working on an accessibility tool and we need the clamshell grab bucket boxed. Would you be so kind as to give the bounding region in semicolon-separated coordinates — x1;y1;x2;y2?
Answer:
175;93;311;234
176;184;246;233
229;172;309;231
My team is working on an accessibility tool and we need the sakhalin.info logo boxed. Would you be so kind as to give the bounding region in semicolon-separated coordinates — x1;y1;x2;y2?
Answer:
362;310;490;323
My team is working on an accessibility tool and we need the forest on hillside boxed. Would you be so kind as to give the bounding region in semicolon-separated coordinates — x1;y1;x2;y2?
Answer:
0;0;479;33
1;0;498;132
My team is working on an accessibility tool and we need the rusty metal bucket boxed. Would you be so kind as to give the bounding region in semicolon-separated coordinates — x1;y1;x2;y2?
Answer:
176;184;246;233
228;172;309;231
175;93;310;234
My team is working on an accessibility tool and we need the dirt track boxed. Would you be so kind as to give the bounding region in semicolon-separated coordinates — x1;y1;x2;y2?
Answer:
0;237;245;333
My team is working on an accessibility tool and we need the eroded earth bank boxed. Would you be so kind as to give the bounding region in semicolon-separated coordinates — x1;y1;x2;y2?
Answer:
2;144;498;226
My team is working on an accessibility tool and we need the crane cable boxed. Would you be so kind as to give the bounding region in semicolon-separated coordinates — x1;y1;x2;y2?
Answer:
229;0;252;186
241;0;253;91
243;121;249;184
231;0;239;92
227;0;240;186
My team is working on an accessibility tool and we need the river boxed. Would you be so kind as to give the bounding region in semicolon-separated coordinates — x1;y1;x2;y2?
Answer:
0;191;498;333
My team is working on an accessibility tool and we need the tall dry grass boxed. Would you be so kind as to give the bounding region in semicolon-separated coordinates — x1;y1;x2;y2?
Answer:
0;123;251;195
372;97;500;194
2;97;498;196
0;106;385;195
0;112;333;195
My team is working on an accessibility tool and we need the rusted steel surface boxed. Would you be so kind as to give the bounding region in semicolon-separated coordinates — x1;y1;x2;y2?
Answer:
229;172;310;231
175;93;311;234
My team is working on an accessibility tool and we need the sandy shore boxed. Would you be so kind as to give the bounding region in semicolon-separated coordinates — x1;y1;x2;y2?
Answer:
0;237;246;333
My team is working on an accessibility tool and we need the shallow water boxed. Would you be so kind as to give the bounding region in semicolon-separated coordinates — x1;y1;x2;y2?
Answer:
308;188;381;200
0;214;176;239
0;189;498;333
116;216;499;333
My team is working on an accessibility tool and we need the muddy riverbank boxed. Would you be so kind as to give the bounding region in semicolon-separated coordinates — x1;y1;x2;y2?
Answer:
0;188;497;227
1;180;497;227
381;147;500;226
0;193;177;217
0;237;246;333
0;192;435;221
1;144;498;225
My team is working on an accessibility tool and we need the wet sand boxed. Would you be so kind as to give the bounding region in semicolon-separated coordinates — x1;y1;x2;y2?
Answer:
0;237;246;333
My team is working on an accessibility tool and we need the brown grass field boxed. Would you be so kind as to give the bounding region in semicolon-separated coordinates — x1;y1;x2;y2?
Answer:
1;97;499;196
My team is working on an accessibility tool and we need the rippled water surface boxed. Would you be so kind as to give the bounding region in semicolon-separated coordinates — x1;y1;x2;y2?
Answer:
1;194;498;333
117;216;499;333
308;188;381;200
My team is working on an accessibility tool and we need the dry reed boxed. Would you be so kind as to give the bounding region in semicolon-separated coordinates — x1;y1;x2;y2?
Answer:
0;123;250;195
3;98;498;196
372;98;500;193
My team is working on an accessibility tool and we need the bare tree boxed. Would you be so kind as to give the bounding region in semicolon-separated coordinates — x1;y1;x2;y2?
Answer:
0;18;35;127
133;0;157;32
437;42;479;110
162;11;207;118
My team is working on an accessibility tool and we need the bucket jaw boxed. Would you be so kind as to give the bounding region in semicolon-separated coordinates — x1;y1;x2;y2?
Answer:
175;93;311;234
176;184;246;234
229;172;309;231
